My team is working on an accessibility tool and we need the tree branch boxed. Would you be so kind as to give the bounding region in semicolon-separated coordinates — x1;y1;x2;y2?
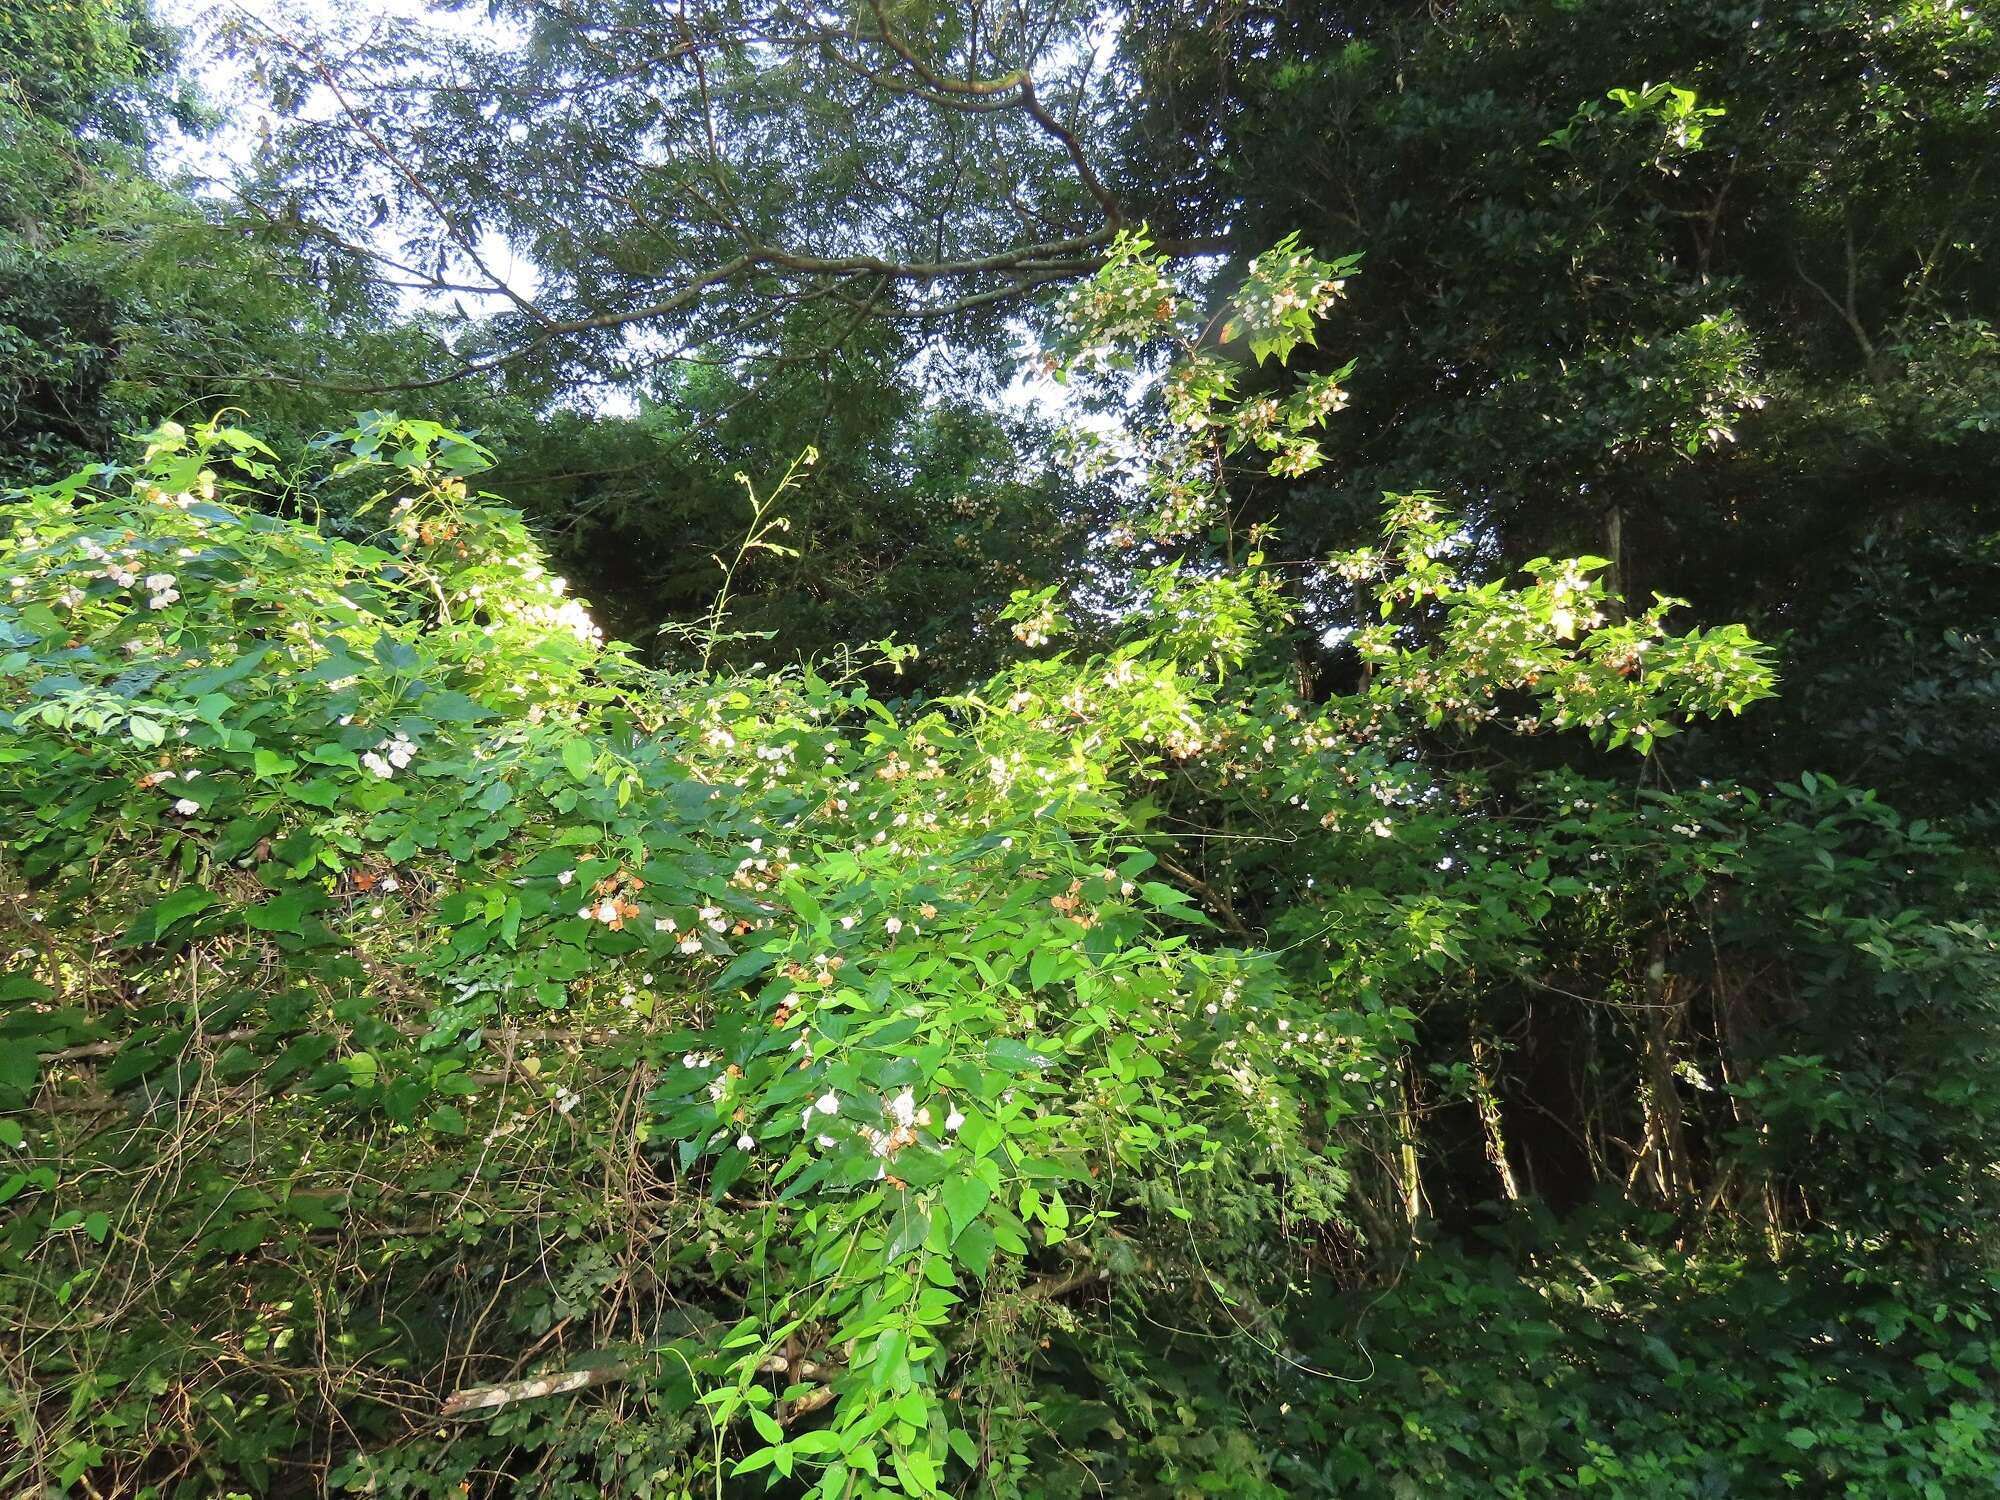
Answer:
439;1351;836;1418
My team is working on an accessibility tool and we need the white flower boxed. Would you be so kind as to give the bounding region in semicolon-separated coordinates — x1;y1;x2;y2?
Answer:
144;572;175;592
172;797;199;816
884;915;903;935
577;905;595;920
361;751;393;779
557;869;575;886
380;876;399;892
888;1089;916;1127
735;1133;756;1152
944;1108;965;1132
147;587;180;609
814;1092;839;1116
677;934;703;954
654;915;676;932
595;899;620;924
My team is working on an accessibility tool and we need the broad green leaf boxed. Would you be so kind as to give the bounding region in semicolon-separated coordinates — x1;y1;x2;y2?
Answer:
941;1175;991;1238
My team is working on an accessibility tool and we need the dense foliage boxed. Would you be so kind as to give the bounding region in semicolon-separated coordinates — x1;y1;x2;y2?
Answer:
3;1;1999;1496
1116;0;2000;817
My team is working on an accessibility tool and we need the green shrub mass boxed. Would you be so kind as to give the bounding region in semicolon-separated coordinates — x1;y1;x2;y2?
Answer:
2;382;1995;1498
2;1;1999;1494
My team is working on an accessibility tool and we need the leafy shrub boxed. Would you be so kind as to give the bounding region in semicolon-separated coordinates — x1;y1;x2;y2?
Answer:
1;239;1994;1498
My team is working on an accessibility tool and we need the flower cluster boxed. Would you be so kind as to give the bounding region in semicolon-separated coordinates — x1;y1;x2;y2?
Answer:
578;869;646;930
362;733;418;779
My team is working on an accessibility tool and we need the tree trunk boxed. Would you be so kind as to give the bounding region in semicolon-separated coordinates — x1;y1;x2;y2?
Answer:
1470;1025;1522;1202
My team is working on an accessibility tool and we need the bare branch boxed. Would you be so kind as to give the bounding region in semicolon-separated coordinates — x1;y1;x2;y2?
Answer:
439;1351;836;1418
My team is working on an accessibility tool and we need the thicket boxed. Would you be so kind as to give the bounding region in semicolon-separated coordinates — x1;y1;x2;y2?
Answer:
3;1;2000;1497
2;239;1995;1499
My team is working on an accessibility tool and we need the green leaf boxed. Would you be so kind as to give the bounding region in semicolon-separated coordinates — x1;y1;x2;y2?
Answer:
787;882;823;929
886;1195;930;1263
0;1049;38;1093
869;1329;909;1392
1029;947;1062;988
987;1038;1051;1074
245;891;317;935
952;1220;997;1279
424;690;494;724
124;887;217;945
709;1147;749;1202
941;1175;991;1238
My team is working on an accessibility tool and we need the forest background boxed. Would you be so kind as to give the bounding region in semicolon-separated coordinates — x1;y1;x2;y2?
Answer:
2;1;1999;1496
